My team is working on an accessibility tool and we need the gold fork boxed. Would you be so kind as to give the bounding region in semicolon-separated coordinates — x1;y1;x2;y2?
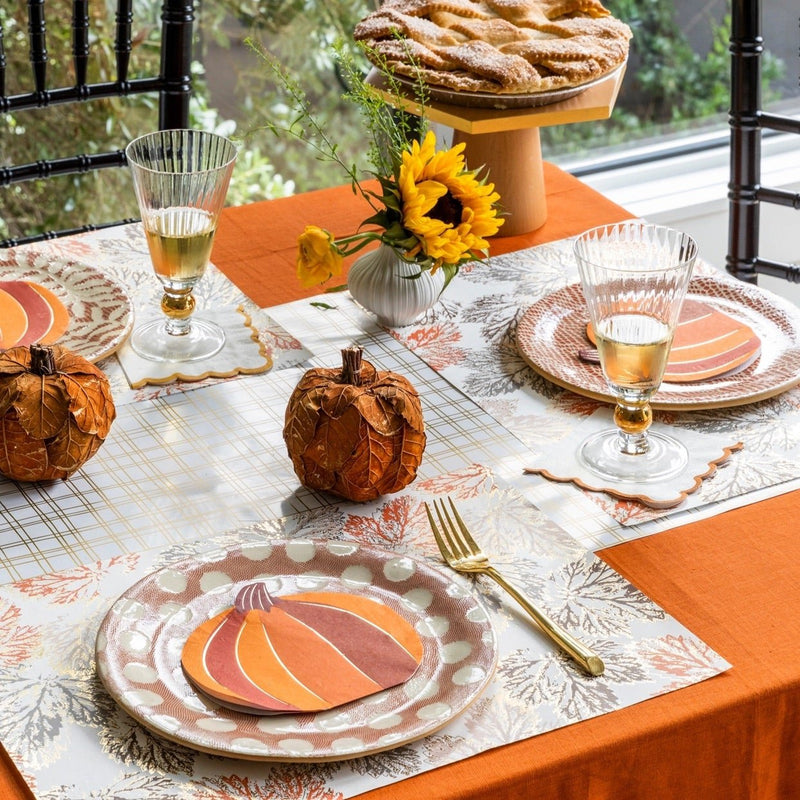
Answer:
425;497;605;677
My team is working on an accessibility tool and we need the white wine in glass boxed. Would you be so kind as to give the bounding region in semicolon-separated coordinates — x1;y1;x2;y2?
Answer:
126;129;238;363
594;314;672;394
144;207;216;284
574;222;698;482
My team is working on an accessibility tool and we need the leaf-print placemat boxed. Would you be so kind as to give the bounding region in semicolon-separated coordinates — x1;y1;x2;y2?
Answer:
0;467;728;800
266;238;800;543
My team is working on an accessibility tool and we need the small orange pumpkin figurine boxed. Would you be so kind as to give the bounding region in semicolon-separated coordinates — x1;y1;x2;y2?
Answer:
283;346;426;502
0;344;116;482
181;581;424;713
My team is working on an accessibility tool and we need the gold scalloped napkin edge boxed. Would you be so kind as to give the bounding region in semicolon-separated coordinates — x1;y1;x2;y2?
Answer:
524;407;743;509
117;305;272;389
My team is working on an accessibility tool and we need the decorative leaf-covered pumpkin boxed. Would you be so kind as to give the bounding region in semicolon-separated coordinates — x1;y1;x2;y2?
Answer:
0;344;116;482
181;582;424;713
283;346;426;502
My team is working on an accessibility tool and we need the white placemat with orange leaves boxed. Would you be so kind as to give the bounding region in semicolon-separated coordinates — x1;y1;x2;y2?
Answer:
0;467;728;800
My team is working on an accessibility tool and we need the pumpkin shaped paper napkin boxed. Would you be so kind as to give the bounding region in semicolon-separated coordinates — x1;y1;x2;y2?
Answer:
182;581;424;714
661;299;761;382
0;280;70;348
587;299;761;383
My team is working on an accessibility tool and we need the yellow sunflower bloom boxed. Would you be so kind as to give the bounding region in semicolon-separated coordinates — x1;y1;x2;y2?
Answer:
296;225;343;288
398;131;504;266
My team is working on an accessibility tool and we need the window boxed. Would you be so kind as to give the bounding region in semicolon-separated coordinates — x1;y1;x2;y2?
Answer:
1;0;797;240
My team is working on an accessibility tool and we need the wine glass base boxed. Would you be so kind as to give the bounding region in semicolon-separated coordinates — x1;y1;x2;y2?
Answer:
130;317;226;363
577;428;689;483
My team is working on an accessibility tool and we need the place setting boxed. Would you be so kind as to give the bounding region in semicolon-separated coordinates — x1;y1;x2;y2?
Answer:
322;220;800;531
0;465;729;798
520;222;745;508
0;129;301;408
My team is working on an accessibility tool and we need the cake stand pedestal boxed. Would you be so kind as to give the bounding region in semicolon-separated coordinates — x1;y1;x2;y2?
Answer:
368;67;625;236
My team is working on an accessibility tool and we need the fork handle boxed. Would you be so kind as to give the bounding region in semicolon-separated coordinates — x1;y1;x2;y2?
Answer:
485;566;605;676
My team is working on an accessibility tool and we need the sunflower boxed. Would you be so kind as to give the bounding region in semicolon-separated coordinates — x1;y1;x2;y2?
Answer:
262;42;504;290
398;131;504;268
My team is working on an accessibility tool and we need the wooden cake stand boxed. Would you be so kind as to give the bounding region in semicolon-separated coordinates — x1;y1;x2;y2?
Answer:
368;67;625;236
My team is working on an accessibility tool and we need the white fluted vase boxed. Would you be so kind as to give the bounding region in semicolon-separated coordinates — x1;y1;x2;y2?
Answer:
347;244;446;327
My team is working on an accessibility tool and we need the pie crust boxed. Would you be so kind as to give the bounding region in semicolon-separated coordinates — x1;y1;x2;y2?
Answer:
354;0;632;95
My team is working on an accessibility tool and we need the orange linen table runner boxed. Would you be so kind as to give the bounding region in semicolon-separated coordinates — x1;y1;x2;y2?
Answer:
4;164;800;800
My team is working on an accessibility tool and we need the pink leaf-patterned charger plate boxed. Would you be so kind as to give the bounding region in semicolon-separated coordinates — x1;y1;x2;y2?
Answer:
95;539;498;762
0;252;133;362
517;275;800;410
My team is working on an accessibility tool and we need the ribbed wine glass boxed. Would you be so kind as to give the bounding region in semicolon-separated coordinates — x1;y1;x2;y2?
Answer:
126;129;237;362
574;222;698;482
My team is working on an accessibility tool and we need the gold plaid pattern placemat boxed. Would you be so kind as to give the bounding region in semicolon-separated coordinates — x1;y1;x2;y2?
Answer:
0;343;530;583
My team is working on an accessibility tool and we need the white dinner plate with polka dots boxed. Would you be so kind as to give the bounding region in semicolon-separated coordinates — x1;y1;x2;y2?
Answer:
95;539;498;762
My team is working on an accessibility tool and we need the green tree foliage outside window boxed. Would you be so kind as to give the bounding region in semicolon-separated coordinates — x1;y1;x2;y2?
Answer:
0;0;787;241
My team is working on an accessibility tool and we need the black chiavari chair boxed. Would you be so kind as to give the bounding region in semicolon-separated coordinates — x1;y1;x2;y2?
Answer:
0;0;194;247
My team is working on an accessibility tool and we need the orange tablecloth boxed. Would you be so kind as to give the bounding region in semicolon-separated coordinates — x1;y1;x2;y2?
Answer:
5;164;800;799
210;162;633;307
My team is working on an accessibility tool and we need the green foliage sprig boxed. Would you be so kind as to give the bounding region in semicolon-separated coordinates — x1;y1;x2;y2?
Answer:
248;37;428;211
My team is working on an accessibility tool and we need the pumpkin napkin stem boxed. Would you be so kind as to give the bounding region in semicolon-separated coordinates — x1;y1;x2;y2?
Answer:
341;346;363;386
29;344;56;375
235;582;274;613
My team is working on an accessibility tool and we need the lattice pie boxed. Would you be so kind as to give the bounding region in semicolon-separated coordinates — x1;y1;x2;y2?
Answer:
354;0;632;95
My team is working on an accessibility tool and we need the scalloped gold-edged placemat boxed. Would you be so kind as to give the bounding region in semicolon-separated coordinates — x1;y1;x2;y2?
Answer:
524;407;744;509
117;305;272;388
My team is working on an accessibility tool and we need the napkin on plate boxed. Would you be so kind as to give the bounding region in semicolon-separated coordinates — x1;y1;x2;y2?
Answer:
116;305;272;388
524;407;743;508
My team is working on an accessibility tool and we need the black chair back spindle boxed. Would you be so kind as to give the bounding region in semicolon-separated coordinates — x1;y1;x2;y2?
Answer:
0;0;195;248
727;0;800;284
72;0;90;89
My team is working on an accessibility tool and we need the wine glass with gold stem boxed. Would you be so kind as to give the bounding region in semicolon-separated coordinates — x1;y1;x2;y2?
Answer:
126;129;238;362
573;222;698;482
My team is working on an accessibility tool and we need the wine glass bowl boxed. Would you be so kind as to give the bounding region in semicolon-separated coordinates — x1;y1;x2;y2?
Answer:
126;129;238;362
574;222;698;482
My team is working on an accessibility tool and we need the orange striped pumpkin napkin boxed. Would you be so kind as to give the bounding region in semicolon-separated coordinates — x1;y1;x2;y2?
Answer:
182;582;423;714
587;299;761;383
663;299;761;382
0;280;70;348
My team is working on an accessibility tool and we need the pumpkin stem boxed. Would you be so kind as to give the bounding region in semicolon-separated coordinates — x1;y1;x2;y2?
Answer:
235;582;275;613
341;346;363;386
29;344;56;376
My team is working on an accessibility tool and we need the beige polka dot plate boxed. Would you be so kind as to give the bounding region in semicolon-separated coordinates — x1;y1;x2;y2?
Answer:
0;251;133;362
95;539;497;762
517;275;800;410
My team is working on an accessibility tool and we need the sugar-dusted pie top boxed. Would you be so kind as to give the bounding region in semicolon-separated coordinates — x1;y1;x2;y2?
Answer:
354;0;632;95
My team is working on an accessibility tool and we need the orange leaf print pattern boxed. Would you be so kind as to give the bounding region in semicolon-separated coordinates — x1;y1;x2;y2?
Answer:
342;495;429;550
193;771;343;799
591;494;659;525
399;322;466;372
556;393;603;418
417;462;492;499
261;326;303;353
640;634;721;677
0;604;40;665
15;554;140;604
